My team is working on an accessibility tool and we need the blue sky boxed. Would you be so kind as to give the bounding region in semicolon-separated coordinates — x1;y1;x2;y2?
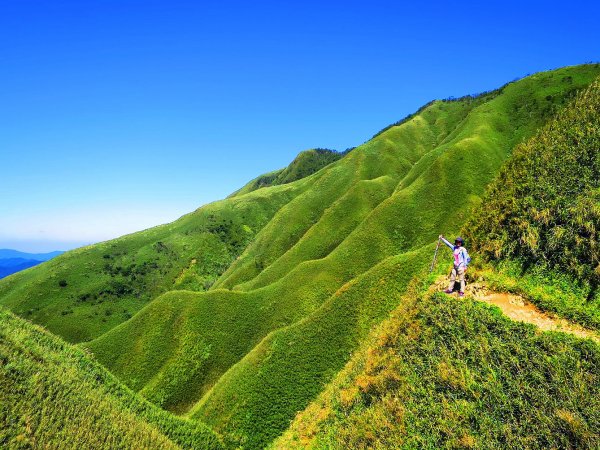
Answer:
1;0;598;252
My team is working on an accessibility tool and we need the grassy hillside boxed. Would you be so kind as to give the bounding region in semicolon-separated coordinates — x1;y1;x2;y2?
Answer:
467;74;600;329
183;65;600;448
190;249;432;449
230;148;346;197
2;64;599;448
275;282;600;449
83;65;600;448
0;307;222;449
87;93;477;416
0;185;300;342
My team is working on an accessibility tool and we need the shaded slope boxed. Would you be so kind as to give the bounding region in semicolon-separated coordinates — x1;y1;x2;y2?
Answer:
87;65;600;448
275;149;347;184
0;308;222;449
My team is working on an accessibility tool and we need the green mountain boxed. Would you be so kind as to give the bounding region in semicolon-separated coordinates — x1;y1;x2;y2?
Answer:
230;148;348;197
275;68;600;450
1;64;599;448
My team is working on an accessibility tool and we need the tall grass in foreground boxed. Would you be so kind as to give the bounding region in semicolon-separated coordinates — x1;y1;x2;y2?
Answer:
468;75;600;301
0;308;222;449
276;288;600;449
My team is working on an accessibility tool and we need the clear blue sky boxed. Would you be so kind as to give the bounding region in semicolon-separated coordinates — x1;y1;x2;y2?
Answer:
1;0;598;252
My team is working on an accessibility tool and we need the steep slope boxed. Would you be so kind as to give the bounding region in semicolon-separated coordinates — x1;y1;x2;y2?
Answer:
275;284;600;449
0;307;222;449
276;69;600;450
183;66;600;448
84;65;600;448
85;93;480;416
467;74;600;327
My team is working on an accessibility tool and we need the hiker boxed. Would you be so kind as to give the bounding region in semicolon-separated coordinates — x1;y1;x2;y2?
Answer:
439;235;470;297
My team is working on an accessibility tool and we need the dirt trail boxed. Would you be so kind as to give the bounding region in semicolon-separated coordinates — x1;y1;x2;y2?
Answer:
433;277;600;343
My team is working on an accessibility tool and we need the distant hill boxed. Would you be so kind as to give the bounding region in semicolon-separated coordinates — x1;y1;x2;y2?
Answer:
0;258;42;278
0;249;64;261
0;249;64;279
229;148;348;197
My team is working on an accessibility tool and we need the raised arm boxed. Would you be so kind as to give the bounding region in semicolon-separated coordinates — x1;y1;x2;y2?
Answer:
439;235;454;250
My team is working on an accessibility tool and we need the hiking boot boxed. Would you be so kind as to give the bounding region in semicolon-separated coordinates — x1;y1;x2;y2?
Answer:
459;291;465;297
444;289;453;294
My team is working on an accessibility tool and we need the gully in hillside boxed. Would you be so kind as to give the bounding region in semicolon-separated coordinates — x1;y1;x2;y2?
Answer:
439;235;471;297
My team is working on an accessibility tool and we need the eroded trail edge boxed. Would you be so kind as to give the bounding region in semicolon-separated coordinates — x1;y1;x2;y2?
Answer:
433;277;600;343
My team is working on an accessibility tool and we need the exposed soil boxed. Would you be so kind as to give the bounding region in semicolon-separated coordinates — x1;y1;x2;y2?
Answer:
433;277;599;343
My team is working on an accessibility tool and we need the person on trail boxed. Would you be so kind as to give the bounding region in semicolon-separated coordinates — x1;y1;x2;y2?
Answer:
439;235;471;297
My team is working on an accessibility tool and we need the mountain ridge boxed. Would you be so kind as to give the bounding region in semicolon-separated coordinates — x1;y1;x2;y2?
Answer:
275;66;600;450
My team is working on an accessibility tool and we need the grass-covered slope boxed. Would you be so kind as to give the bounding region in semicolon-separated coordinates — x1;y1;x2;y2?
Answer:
85;94;480;415
182;65;600;448
86;93;476;411
216;65;600;293
0;307;222;449
275;286;600;449
190;249;432;449
277;69;600;450
0;185;300;342
467;74;600;328
82;65;600;448
230;148;346;197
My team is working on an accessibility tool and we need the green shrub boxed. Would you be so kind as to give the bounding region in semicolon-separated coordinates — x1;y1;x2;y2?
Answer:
468;76;600;296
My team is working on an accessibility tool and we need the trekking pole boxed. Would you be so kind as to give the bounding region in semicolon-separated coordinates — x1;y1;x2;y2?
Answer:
429;238;441;273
